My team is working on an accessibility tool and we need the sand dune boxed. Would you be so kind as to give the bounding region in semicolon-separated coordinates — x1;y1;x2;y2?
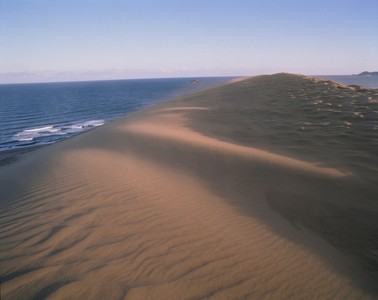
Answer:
1;74;378;299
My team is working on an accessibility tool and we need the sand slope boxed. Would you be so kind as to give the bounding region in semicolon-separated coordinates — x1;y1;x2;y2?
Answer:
1;74;378;299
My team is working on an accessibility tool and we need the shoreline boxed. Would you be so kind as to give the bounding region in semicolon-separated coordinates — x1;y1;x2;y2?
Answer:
1;73;376;169
0;77;240;168
1;73;378;299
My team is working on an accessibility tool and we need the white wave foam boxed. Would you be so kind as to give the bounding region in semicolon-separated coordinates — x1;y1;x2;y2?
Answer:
13;120;105;142
82;120;104;127
23;125;55;133
14;125;59;142
63;120;104;133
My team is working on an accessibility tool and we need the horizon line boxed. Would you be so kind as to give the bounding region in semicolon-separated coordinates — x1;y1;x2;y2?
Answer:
0;72;373;85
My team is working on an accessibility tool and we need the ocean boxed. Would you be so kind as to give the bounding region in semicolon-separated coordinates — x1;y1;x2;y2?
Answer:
0;77;231;152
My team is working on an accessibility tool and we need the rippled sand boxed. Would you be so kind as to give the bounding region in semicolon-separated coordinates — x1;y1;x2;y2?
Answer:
1;74;377;299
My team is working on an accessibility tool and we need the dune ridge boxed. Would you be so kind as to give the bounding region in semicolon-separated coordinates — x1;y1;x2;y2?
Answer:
1;74;378;299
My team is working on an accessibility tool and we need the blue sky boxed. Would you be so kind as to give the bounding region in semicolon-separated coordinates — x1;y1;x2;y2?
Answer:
1;0;377;83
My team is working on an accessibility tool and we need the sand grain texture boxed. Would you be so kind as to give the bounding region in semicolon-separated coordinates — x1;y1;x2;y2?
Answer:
1;74;378;299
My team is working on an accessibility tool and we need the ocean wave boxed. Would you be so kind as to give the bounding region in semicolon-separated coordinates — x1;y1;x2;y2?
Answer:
12;120;105;143
23;125;58;133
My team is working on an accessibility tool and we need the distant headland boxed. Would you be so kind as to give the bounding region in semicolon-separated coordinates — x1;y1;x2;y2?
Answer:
355;71;378;76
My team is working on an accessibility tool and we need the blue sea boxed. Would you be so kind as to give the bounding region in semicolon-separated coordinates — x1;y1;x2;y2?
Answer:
0;77;231;152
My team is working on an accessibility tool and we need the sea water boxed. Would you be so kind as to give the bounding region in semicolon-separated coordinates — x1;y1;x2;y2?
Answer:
0;77;230;151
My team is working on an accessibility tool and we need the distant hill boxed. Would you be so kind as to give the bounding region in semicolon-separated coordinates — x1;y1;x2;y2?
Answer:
357;71;378;76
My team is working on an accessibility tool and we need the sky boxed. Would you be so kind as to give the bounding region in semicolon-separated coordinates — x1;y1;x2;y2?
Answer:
0;0;377;83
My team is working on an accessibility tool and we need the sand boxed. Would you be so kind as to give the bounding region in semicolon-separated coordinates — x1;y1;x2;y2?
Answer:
1;73;378;299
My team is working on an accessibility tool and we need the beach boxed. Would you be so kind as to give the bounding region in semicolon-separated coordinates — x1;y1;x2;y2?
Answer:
1;73;378;299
